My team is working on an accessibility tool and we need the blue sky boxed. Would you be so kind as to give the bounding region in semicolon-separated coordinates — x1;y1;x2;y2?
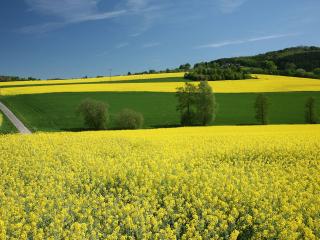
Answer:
0;0;319;79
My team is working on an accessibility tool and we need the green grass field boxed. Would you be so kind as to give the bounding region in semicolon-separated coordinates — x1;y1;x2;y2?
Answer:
1;91;319;132
0;111;16;134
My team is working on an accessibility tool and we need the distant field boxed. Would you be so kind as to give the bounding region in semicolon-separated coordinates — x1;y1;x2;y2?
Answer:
2;91;319;132
1;74;320;95
1;73;319;132
0;111;16;134
0;72;186;87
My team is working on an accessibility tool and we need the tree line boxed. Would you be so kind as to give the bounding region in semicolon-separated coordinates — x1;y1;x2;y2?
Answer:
214;46;320;79
0;76;39;82
176;82;319;126
77;88;318;131
131;46;320;80
184;62;251;81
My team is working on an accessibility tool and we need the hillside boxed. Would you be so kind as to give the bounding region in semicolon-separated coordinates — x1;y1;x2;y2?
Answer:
207;46;320;78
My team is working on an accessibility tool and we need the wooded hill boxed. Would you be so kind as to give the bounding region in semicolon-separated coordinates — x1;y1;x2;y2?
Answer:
210;46;320;78
214;46;320;71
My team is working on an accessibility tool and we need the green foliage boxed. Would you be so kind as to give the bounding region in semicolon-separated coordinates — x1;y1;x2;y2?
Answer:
176;83;198;125
115;108;144;129
313;68;320;75
212;46;320;79
0;111;16;134
77;99;109;130
263;60;278;74
305;97;318;124
176;82;216;126
179;63;191;71
295;68;307;77
0;76;39;82
185;63;250;81
255;94;269;125
196;81;216;125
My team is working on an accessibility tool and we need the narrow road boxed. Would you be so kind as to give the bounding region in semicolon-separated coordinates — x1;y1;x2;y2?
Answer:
0;101;32;134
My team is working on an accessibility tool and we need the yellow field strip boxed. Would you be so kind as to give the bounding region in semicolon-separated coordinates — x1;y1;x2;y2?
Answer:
1;74;320;95
0;73;185;87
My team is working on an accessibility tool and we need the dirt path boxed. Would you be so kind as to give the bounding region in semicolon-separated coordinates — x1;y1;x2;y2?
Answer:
0;101;32;134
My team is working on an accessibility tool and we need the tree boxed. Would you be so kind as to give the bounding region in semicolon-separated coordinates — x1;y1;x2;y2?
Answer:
196;81;216;125
285;62;297;71
284;62;297;75
77;99;109;130
179;63;191;71
264;60;278;74
176;83;197;125
295;68;306;77
255;94;269;125
305;97;318;124
115;109;144;129
184;63;250;81
313;68;320;76
176;82;217;126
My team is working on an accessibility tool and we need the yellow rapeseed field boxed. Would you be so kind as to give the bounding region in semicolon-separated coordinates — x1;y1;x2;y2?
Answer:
0;125;319;239
1;74;320;96
0;73;185;88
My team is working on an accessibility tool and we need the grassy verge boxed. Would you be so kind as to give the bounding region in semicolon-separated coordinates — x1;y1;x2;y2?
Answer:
1;91;320;132
0;111;17;134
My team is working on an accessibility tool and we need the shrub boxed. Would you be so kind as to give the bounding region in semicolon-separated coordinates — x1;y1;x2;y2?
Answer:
115;109;144;130
314;68;320;76
77;99;109;130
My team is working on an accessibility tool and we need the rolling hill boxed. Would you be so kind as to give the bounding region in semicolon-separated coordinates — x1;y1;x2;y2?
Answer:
213;46;320;72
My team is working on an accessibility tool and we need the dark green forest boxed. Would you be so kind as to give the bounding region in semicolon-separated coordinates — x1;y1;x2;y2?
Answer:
211;46;320;79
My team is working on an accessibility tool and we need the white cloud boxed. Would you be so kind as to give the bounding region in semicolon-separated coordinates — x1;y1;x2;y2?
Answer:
21;0;128;33
25;0;99;21
196;34;297;49
217;0;248;13
21;0;163;34
128;4;164;37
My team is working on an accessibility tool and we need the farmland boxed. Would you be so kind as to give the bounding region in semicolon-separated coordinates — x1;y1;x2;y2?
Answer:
0;73;320;238
0;125;319;239
1;75;320;96
0;112;16;134
1;74;319;131
2;2;320;238
1;91;319;131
